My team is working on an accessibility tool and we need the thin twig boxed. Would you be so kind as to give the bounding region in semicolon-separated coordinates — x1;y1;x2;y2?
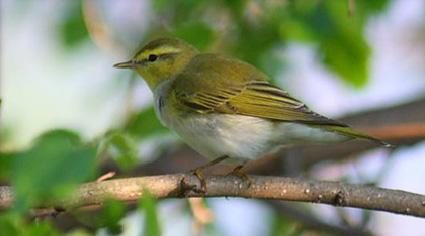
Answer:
96;172;116;183
1;174;425;218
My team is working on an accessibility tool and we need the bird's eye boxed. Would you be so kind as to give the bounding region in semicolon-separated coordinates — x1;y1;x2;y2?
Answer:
148;54;158;62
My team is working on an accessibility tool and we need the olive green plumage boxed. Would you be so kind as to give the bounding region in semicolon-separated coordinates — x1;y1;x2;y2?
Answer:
114;37;390;161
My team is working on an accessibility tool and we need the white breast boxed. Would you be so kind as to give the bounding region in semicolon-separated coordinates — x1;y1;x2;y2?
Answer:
164;112;277;160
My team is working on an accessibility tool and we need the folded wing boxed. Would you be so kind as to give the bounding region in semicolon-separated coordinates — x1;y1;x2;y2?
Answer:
171;54;390;146
177;78;347;127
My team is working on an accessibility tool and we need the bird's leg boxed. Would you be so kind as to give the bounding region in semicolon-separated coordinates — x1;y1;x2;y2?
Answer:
226;161;252;187
190;155;229;193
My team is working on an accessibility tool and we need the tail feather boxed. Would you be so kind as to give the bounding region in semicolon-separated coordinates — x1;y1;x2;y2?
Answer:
318;125;393;148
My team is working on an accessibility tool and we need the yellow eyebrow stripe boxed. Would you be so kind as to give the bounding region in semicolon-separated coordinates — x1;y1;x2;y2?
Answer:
134;45;182;63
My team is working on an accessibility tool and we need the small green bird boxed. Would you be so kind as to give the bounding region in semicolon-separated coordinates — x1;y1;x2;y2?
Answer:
114;37;389;189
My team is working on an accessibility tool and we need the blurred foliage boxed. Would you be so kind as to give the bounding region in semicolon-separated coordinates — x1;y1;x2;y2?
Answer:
173;22;215;51
98;130;139;171
9;130;97;213
57;1;89;48
96;199;127;234
139;190;161;236
270;215;303;236
0;213;61;236
50;0;391;87
146;0;389;87
1;0;394;234
124;106;168;139
0;152;13;182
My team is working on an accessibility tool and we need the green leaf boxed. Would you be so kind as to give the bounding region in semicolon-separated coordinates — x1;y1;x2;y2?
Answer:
320;1;370;87
232;23;281;77
320;34;369;87
283;0;389;87
0;212;60;236
222;0;246;16
173;22;215;51
125;106;168;139
0;213;20;236
356;0;390;19
279;19;315;42
64;230;92;236
151;0;170;11
269;214;302;236
11;129;97;212
139;190;161;236
0;152;13;181
99;131;139;172
96;199;127;234
287;1;371;87
25;220;60;236
58;0;89;48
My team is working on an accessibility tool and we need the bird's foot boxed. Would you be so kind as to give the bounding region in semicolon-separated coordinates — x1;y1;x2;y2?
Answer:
226;165;252;188
178;177;202;197
190;167;207;194
188;155;230;193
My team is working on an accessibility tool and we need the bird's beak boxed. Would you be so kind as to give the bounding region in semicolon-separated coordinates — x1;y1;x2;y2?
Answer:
113;60;135;69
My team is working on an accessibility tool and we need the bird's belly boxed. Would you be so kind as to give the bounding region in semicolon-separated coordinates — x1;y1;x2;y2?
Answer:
153;83;348;160
164;113;277;160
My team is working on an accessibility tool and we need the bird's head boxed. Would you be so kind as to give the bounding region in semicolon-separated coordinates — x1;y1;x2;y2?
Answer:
114;37;199;90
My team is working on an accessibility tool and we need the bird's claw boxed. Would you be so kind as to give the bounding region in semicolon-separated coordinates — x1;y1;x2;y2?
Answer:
186;155;229;194
178;177;200;197
191;168;207;194
226;165;252;188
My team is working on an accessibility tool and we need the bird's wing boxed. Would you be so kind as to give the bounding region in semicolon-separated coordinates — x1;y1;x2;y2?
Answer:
172;54;391;146
172;54;346;127
177;79;347;126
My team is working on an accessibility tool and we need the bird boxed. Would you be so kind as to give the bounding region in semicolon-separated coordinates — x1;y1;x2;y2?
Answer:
114;37;390;190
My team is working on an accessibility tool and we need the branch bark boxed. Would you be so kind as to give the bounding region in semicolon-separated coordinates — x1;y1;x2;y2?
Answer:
1;174;425;218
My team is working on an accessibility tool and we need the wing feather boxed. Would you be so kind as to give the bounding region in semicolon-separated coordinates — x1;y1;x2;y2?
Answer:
177;78;346;127
170;54;389;145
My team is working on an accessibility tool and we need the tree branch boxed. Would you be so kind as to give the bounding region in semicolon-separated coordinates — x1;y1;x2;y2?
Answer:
1;174;425;218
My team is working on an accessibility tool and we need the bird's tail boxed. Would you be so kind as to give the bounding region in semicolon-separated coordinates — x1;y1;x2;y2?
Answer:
318;125;393;148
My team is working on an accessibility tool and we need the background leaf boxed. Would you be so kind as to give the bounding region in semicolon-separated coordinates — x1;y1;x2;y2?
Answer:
98;131;139;172
173;22;215;51
125;106;168;139
11;129;97;212
96;199;127;234
139;190;161;236
0;213;60;236
57;0;89;49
